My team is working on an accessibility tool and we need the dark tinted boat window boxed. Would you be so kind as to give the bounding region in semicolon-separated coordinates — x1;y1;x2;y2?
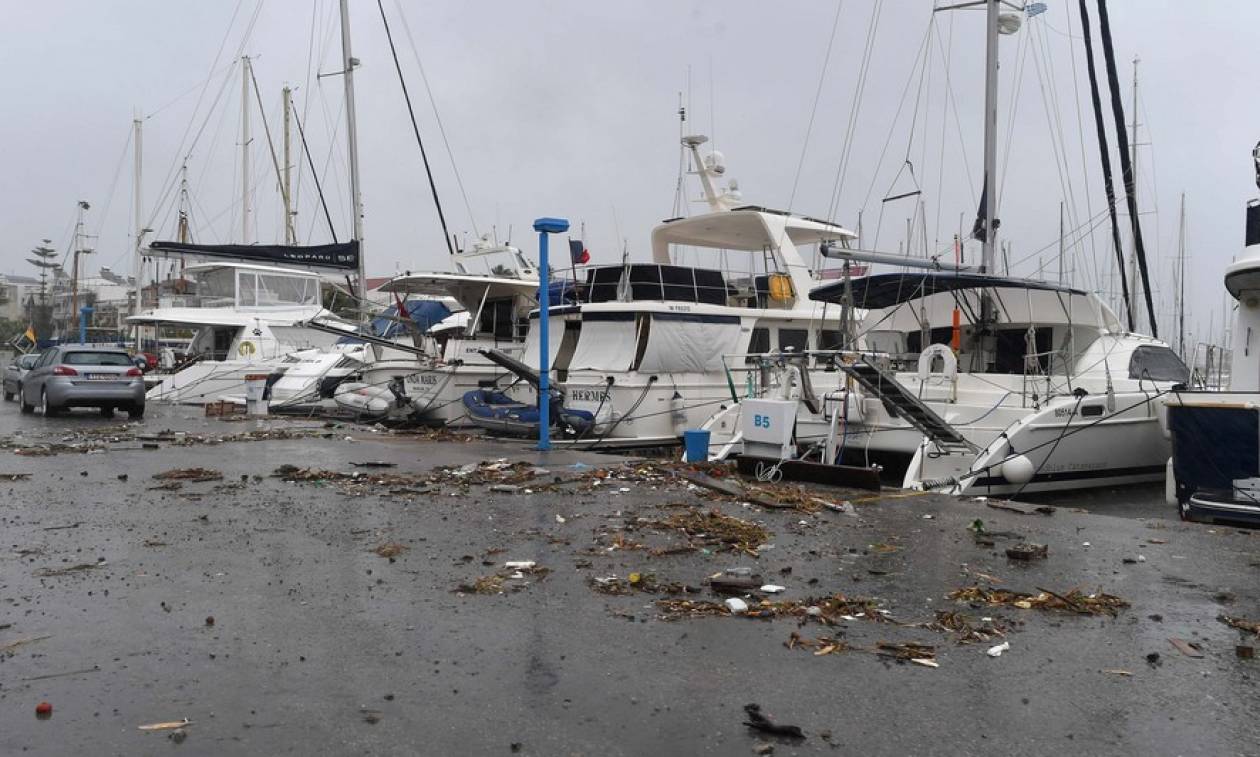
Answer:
778;329;809;353
1128;345;1189;383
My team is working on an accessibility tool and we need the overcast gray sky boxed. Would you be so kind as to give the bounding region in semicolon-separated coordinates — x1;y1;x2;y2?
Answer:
3;1;1257;347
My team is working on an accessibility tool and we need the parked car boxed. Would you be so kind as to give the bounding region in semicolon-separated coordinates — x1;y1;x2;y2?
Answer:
3;353;40;401
20;345;145;418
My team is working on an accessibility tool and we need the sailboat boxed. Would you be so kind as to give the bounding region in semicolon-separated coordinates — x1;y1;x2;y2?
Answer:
129;0;372;407
703;0;1188;496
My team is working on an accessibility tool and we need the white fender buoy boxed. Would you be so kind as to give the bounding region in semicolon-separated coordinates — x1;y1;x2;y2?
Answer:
1000;455;1035;485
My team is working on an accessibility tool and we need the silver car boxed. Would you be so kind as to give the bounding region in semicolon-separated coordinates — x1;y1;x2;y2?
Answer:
20;345;145;418
3;353;40;401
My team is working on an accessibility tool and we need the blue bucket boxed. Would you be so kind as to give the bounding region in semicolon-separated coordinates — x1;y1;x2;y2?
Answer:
683;429;711;463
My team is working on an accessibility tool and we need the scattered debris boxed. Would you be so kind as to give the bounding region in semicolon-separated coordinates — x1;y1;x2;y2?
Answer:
153;468;223;483
925;611;1008;644
1219;615;1260;636
351;461;397;468
743;703;804;740
725;597;750;613
1168;638;1204;658
643;507;770;555
986;641;1011;658
35;701;52;718
34;562;105;577
1101;669;1133;676
0;472;31;480
373;542;407;559
456;564;550;595
949;586;1129;616
1236;645;1254;659
1005;543;1048;561
875;642;937;662
986;501;1055;516
138;718;191;732
588;573;692;596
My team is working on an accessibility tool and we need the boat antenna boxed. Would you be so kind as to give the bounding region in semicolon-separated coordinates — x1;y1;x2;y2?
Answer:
376;0;456;259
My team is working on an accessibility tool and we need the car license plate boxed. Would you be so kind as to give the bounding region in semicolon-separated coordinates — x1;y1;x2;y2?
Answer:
85;373;115;381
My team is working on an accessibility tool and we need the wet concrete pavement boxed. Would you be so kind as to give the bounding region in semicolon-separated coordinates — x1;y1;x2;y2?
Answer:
1;404;1258;755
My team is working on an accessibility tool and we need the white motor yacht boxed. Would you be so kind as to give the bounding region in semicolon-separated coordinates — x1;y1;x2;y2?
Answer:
129;262;355;404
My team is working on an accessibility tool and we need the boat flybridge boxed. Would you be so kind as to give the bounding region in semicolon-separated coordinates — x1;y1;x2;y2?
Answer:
339;236;543;423
531;134;859;447
128;262;356;404
705;268;1190;496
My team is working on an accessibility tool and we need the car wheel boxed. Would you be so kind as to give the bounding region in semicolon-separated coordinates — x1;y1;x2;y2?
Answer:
3;390;11;402
19;391;34;414
128;403;145;419
41;389;60;417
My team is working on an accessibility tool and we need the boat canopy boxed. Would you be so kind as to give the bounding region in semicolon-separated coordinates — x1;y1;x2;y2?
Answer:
811;272;1086;309
652;207;855;255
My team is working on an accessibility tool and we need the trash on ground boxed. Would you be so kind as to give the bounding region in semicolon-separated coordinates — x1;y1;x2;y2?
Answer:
725;597;750;613
949;585;1129;615
1168;637;1205;658
1219;614;1260;636
742;703;805;740
153;467;223;483
1005;543;1048;561
138;718;192;731
986;641;1011;658
373;542;406;558
457;564;550;595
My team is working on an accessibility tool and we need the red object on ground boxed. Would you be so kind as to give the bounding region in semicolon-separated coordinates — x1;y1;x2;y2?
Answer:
35;701;52;716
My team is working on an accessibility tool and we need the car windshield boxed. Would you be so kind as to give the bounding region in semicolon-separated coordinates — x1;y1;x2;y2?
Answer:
63;351;133;366
20;355;37;368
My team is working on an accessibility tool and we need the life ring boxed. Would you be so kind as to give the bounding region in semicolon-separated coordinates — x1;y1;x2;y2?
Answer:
917;343;958;383
237;340;257;357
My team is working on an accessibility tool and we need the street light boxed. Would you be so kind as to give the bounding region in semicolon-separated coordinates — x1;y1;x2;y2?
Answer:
532;216;569;451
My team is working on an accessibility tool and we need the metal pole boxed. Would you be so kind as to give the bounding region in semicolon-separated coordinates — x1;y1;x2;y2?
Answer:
283;86;293;245
132;116;144;348
241;56;251;244
533;217;570;451
339;0;366;316
537;230;552;451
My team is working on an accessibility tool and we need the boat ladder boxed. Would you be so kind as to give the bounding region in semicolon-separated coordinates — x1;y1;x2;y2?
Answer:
839;358;978;454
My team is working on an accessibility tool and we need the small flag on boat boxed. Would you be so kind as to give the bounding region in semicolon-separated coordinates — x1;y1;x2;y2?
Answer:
569;239;590;265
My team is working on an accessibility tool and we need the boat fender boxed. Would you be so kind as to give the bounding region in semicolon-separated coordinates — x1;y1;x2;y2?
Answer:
670;391;687;435
1000;455;1035;485
1164;458;1178;506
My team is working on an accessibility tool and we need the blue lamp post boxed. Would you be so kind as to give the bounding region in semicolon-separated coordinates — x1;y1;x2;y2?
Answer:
532;216;569;451
79;305;94;344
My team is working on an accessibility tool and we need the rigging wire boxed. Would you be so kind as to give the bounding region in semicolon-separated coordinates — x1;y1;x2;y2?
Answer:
826;0;883;224
377;0;456;258
392;0;481;238
787;1;845;215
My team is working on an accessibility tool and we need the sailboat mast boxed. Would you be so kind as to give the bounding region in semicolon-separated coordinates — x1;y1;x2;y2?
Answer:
283;86;294;245
1127;56;1140;331
1178;192;1186;360
339;0;366;313
1058;200;1064;284
240;56;251;244
980;0;999;277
